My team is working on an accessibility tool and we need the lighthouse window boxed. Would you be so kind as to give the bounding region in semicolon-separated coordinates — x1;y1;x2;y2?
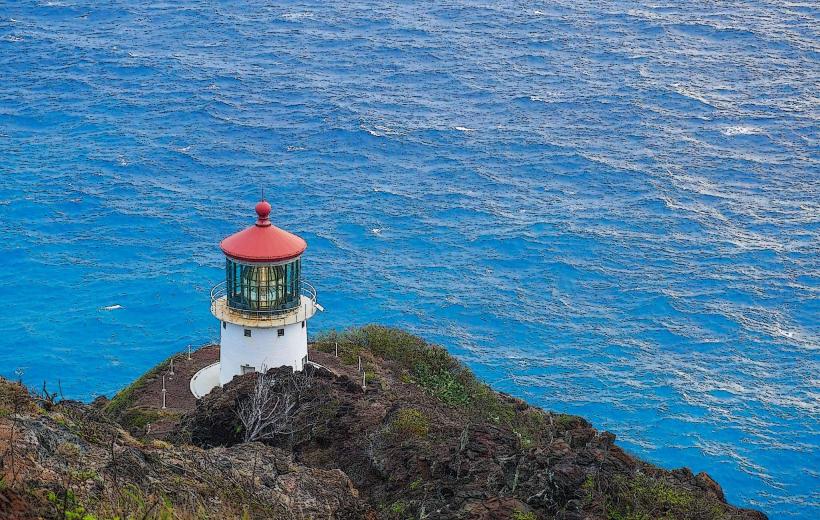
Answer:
244;328;252;337
301;321;305;329
225;258;302;313
278;328;285;337
222;321;226;329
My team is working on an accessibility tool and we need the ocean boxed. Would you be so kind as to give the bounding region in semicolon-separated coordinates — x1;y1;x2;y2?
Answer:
0;1;818;517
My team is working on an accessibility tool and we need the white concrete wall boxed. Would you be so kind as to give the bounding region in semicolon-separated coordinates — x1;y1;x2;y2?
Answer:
190;362;220;398
219;320;307;386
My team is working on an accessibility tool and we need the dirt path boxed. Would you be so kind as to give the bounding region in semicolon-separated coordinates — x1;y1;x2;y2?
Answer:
127;344;361;439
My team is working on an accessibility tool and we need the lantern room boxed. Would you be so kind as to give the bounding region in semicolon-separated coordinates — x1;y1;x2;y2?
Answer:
218;200;309;313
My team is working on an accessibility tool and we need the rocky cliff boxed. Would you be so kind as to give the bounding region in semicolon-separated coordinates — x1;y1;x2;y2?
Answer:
0;326;767;519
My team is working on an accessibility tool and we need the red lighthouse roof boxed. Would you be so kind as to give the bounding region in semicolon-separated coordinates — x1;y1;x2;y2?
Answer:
220;201;307;263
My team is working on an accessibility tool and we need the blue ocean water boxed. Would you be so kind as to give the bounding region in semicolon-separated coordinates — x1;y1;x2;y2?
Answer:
0;0;818;516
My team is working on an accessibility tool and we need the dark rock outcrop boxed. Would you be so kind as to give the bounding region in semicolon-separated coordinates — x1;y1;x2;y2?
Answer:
0;379;369;519
172;326;768;520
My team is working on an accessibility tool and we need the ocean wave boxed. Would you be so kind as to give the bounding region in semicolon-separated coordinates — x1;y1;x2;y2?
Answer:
722;126;765;136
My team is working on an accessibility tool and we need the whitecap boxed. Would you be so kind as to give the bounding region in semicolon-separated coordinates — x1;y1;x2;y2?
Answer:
362;124;399;138
528;93;560;103
101;304;123;311
671;84;716;107
281;12;314;21
455;126;475;132
721;125;763;136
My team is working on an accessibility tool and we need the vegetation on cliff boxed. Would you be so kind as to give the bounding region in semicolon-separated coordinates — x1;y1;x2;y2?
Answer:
0;326;767;519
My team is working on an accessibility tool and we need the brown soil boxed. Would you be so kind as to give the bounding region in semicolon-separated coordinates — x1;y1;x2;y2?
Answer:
118;344;366;441
122;344;218;438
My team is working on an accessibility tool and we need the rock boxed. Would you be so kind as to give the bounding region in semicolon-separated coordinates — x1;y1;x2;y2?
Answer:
0;327;770;519
0;379;370;519
695;471;726;501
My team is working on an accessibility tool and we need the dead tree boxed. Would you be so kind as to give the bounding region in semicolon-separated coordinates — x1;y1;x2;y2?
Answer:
235;368;317;444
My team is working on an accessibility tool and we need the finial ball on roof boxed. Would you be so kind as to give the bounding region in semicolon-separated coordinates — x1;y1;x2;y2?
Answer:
255;200;272;220
221;199;306;262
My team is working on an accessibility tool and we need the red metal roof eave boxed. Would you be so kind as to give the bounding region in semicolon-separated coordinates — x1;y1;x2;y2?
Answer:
219;205;307;263
219;243;306;263
218;225;307;263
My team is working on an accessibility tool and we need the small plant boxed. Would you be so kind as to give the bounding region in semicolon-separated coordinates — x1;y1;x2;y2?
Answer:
391;408;430;439
412;363;471;406
341;350;359;366
47;489;97;520
512;510;536;520
554;413;580;429
390;500;407;514
72;469;99;483
601;474;726;520
56;442;81;459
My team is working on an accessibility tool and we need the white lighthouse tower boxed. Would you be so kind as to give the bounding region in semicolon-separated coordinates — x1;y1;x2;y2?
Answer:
190;200;319;397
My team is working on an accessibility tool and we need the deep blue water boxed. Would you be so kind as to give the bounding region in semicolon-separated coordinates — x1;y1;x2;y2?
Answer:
1;1;818;517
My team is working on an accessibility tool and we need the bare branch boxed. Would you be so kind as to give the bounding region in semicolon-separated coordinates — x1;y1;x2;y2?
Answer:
235;368;318;444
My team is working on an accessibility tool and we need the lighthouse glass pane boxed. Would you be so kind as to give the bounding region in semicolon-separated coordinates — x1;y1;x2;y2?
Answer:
225;258;301;312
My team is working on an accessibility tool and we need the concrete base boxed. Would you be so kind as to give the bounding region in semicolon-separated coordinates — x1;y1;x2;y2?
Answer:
189;359;325;399
190;362;220;399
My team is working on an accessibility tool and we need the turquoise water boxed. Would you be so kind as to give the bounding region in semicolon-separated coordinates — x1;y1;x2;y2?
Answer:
1;1;818;517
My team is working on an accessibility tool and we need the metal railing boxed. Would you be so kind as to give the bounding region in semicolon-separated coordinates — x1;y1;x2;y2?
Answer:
211;280;317;321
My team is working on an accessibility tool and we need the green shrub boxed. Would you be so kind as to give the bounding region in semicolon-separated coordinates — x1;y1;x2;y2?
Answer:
119;407;179;431
391;408;430;439
47;489;97;520
315;326;550;446
412;362;471;406
603;474;726;520
390;500;407;514
555;413;582;429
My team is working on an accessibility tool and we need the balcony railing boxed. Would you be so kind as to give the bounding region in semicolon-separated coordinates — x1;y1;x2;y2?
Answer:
210;280;317;321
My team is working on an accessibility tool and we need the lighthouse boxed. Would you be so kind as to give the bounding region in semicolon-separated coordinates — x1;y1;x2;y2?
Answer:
190;200;319;397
